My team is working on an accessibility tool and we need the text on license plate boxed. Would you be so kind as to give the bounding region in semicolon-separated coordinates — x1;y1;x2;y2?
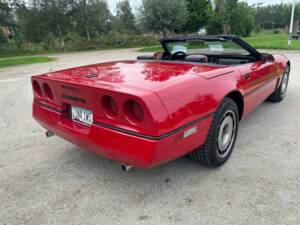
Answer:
71;106;93;125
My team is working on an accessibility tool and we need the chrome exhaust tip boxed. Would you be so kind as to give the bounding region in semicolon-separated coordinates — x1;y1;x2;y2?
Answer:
120;164;132;172
45;130;55;138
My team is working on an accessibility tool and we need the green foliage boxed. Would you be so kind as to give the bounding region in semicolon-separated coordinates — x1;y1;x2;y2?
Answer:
206;12;222;34
209;0;255;37
140;0;188;37
231;2;254;37
0;0;14;26
253;3;299;30
72;0;111;40
244;33;300;50
16;0;73;45
138;46;162;52
0;56;54;68
2;0;300;57
114;0;137;33
184;0;212;33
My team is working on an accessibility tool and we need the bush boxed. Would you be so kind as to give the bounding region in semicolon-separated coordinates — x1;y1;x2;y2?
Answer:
100;32;158;48
0;33;158;56
63;32;158;50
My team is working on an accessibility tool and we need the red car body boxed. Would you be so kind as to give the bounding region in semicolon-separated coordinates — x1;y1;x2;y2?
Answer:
32;35;290;169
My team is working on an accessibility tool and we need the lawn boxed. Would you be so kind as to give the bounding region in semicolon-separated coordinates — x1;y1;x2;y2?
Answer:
244;33;300;50
0;56;54;68
138;33;300;52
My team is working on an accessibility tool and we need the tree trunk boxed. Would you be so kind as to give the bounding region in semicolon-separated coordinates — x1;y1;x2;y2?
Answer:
86;27;91;41
162;29;167;38
57;24;65;50
223;24;231;34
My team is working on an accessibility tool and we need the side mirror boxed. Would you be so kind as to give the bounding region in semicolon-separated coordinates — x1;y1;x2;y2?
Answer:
261;53;275;62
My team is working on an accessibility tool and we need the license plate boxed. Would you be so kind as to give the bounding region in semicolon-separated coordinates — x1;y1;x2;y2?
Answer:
71;106;93;126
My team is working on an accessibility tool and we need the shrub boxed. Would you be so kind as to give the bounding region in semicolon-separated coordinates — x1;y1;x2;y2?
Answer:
0;33;158;56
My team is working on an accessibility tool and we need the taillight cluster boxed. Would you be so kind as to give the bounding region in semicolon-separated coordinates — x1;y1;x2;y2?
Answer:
102;95;119;117
101;96;144;123
32;81;54;101
124;100;144;123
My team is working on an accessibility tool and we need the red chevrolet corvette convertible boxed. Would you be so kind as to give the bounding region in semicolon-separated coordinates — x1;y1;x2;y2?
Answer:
32;35;290;170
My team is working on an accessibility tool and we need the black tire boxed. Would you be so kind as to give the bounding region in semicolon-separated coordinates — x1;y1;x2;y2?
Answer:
267;65;290;102
190;98;239;167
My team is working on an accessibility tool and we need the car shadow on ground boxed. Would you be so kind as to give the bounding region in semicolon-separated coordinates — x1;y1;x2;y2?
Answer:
51;95;293;196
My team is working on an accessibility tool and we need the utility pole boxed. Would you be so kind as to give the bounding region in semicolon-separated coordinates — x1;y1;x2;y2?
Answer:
288;0;296;48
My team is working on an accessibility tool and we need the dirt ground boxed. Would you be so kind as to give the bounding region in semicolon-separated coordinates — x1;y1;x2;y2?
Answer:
0;49;299;225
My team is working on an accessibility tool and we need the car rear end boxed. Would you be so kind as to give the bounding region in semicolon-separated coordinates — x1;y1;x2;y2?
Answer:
32;74;165;168
31;61;215;169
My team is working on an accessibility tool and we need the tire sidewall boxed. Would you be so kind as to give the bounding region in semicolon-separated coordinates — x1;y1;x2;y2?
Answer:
205;99;239;166
279;65;290;99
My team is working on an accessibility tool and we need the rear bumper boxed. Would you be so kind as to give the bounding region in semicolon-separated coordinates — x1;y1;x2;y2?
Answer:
33;103;212;169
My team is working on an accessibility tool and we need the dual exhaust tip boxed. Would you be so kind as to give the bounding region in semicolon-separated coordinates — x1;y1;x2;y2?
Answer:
46;130;133;172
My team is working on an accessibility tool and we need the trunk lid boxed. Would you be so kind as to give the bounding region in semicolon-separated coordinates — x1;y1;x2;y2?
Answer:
38;60;230;92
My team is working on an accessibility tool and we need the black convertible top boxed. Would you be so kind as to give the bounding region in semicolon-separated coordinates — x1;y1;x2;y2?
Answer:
160;35;261;60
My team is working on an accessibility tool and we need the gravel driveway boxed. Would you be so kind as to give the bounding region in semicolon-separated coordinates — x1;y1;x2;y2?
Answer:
0;49;299;225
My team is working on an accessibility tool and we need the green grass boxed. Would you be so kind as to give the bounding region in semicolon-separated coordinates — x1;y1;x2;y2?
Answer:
138;46;163;52
138;33;300;52
0;56;54;68
244;33;300;50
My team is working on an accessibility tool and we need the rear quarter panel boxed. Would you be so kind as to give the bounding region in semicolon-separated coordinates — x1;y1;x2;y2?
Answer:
155;68;243;133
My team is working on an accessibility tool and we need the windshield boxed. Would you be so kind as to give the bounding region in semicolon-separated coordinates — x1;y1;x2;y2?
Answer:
165;40;250;56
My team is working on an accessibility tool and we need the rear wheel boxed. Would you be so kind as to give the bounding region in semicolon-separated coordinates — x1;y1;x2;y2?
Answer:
190;98;239;167
268;65;290;102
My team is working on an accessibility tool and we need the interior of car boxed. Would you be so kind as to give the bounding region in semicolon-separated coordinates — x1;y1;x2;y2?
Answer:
137;36;260;66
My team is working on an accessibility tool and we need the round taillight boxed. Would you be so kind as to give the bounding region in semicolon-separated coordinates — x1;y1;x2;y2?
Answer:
43;83;54;100
33;81;42;97
102;96;119;117
124;100;144;123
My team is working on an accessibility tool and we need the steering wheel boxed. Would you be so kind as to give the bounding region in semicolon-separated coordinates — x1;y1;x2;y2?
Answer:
170;51;187;60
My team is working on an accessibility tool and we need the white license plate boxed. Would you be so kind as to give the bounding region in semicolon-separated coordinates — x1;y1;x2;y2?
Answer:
71;106;93;126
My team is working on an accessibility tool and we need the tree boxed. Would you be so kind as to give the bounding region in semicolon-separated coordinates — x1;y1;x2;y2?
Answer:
140;0;188;37
40;0;73;48
72;0;111;40
184;0;212;33
0;0;15;28
253;3;300;31
115;0;136;33
210;0;255;37
213;0;237;34
15;0;73;47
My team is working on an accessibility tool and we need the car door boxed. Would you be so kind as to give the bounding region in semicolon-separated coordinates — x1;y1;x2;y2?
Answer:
238;60;279;116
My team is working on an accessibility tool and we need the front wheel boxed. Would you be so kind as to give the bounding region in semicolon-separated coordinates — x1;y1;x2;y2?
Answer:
190;98;239;167
268;65;290;102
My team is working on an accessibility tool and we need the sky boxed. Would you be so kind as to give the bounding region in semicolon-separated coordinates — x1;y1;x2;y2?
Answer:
107;0;290;14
